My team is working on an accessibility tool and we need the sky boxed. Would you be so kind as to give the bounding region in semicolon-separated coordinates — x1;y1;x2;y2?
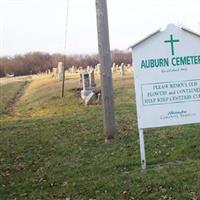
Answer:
0;0;199;57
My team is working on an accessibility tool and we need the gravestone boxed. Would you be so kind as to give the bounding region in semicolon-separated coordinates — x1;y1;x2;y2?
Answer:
81;72;92;100
52;67;58;79
97;93;102;103
77;67;83;74
116;65;119;71
90;70;96;87
57;62;64;81
127;64;132;72
70;66;77;73
80;71;96;101
120;63;125;76
85;92;96;106
87;66;91;72
96;64;101;74
112;63;116;73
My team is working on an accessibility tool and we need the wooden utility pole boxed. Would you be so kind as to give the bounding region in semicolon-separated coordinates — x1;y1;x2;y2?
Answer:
95;0;116;140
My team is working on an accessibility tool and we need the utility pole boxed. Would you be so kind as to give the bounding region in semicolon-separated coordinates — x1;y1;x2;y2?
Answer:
95;0;116;140
61;0;70;98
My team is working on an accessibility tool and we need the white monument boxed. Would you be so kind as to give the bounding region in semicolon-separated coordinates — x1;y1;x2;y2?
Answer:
57;62;64;81
120;63;125;76
71;66;76;73
112;63;116;73
80;71;96;101
52;67;58;79
96;64;101;74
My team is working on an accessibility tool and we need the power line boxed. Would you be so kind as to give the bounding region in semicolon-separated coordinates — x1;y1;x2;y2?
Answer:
63;0;70;57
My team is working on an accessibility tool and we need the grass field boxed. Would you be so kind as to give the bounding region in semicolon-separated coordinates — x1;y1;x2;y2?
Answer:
1;73;200;200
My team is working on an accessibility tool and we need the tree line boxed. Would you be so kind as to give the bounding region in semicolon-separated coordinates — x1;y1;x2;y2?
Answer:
0;50;131;77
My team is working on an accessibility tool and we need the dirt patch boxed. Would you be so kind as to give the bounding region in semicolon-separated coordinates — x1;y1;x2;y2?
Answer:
69;87;82;98
70;87;101;97
69;87;102;105
2;81;30;115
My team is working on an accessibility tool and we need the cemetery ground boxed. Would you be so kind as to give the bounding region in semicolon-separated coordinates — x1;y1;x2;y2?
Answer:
1;72;200;200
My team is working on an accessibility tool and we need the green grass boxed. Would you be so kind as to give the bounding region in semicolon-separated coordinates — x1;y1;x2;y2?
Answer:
0;73;200;199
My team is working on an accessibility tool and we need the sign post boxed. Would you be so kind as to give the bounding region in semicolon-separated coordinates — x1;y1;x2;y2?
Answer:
139;128;146;170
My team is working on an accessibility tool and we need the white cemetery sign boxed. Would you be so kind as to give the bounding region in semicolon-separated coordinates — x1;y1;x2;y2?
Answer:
130;24;200;169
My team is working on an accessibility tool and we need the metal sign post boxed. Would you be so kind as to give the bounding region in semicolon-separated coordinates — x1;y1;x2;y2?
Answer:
138;129;146;170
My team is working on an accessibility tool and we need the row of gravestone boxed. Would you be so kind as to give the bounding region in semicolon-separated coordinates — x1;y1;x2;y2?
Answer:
51;62;133;105
52;62;133;80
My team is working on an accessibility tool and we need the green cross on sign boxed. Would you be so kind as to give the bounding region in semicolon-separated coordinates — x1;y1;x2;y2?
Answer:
164;34;180;56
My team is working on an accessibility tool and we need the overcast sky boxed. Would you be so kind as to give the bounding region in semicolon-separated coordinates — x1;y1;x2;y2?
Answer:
0;0;199;56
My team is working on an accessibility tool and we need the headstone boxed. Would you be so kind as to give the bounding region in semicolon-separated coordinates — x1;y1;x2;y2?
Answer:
81;90;93;100
80;71;96;90
71;66;76;73
112;63;116;73
82;73;90;90
78;67;83;74
57;62;64;81
120;63;125;76
116;65;119;71
96;64;101;74
90;70;96;87
87;66;90;72
127;64;132;72
97;93;102;103
94;65;98;73
80;71;96;102
85;92;96;105
53;67;58;79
